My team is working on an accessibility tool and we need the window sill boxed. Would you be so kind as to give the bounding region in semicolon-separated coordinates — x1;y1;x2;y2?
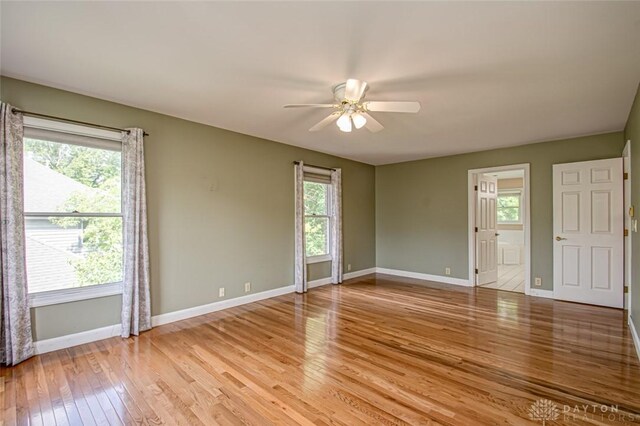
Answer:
29;282;123;308
306;254;332;264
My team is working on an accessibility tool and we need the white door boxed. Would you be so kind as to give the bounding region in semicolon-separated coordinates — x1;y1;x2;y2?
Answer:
623;142;631;310
476;174;498;285
553;158;624;308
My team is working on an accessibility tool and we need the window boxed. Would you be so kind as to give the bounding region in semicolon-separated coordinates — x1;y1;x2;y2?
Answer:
304;180;331;262
23;120;123;304
497;191;522;224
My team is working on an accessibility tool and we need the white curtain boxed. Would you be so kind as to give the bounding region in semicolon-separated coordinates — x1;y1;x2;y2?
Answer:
0;103;34;365
330;169;343;284
294;161;307;293
121;128;151;337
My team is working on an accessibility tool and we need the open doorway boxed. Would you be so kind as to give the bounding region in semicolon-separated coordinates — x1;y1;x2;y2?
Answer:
468;164;531;295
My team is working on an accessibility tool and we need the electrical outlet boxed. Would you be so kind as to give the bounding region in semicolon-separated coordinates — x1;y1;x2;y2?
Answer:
445;267;451;276
219;287;225;297
347;264;352;271
534;277;542;287
244;282;251;293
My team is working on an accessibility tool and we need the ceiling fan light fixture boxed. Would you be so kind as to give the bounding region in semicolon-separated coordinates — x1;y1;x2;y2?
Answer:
284;79;420;133
337;113;352;132
351;112;367;129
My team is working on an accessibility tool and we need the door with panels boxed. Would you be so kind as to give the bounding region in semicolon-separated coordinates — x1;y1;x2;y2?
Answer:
476;174;498;285
553;158;623;308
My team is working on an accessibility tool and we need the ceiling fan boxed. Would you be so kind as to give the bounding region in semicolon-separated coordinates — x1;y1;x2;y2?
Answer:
284;79;421;133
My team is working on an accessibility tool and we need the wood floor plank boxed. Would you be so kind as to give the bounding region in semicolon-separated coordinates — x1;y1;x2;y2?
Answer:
2;274;640;425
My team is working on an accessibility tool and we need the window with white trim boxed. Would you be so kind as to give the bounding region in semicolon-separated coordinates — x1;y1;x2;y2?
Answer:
497;190;522;224
304;180;331;262
23;120;123;299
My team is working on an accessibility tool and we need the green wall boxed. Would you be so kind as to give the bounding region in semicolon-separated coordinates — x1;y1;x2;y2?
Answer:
625;83;640;334
376;132;625;290
1;77;377;340
3;75;635;343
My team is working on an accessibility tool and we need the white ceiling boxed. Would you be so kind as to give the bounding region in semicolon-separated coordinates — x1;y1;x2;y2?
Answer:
2;2;640;165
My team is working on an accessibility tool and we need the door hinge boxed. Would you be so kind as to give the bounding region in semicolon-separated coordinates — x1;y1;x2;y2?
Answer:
475;268;479;274
624;172;629;180
624;229;629;237
474;185;478;191
624;286;629;293
475;227;478;232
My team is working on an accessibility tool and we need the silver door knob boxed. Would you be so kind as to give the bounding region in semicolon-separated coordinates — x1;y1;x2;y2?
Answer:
555;236;567;241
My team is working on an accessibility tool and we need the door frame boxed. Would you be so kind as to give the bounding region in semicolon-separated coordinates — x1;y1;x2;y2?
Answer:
623;140;632;313
468;164;531;295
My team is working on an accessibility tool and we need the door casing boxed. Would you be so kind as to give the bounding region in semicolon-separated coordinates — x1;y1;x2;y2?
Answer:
468;164;531;295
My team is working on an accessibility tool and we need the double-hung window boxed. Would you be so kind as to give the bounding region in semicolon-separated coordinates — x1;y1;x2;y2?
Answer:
303;176;332;263
497;190;523;224
22;118;124;306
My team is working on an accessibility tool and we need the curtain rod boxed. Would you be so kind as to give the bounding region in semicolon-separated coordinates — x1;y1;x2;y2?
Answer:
293;161;335;171
11;108;150;137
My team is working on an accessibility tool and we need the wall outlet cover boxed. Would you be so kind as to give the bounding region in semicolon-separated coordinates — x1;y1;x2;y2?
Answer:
244;282;251;292
534;277;542;287
445;267;451;275
219;288;225;297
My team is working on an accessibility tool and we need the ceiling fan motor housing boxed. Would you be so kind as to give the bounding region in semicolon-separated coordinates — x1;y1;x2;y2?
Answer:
333;81;368;103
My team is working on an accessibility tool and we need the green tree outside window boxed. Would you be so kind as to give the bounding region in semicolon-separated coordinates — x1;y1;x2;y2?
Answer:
497;192;521;223
304;181;330;257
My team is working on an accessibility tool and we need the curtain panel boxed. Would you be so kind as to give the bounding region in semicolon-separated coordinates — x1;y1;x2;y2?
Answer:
330;169;343;284
294;162;307;293
121;128;152;337
0;103;34;365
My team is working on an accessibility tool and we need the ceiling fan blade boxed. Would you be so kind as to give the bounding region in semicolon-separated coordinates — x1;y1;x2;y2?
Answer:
344;79;368;102
361;112;384;133
364;101;421;113
284;104;335;108
309;113;340;132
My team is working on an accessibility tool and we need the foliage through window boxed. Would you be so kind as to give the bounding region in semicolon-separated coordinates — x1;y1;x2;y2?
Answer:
23;135;123;293
497;191;522;223
304;181;330;258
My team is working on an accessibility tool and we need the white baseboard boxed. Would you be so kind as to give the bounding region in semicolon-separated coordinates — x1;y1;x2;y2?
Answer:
307;267;377;289
529;288;554;299
630;316;640;362
375;267;472;287
151;284;295;327
34;323;122;355
308;277;332;289
344;267;377;280
33;268;379;355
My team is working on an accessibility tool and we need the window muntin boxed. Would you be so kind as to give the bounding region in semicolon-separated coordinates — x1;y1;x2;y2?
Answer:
23;135;123;294
497;191;522;224
303;181;331;258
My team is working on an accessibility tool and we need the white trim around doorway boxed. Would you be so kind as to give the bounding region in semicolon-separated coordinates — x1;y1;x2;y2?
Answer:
623;140;632;313
468;164;531;295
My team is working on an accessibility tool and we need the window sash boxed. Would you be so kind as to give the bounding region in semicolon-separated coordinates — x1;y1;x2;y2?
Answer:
22;119;125;302
24;215;124;293
497;191;522;223
304;216;330;258
24;212;122;217
303;180;332;260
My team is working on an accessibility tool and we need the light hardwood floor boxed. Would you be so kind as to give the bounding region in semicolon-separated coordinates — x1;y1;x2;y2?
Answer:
479;264;525;293
2;274;640;425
